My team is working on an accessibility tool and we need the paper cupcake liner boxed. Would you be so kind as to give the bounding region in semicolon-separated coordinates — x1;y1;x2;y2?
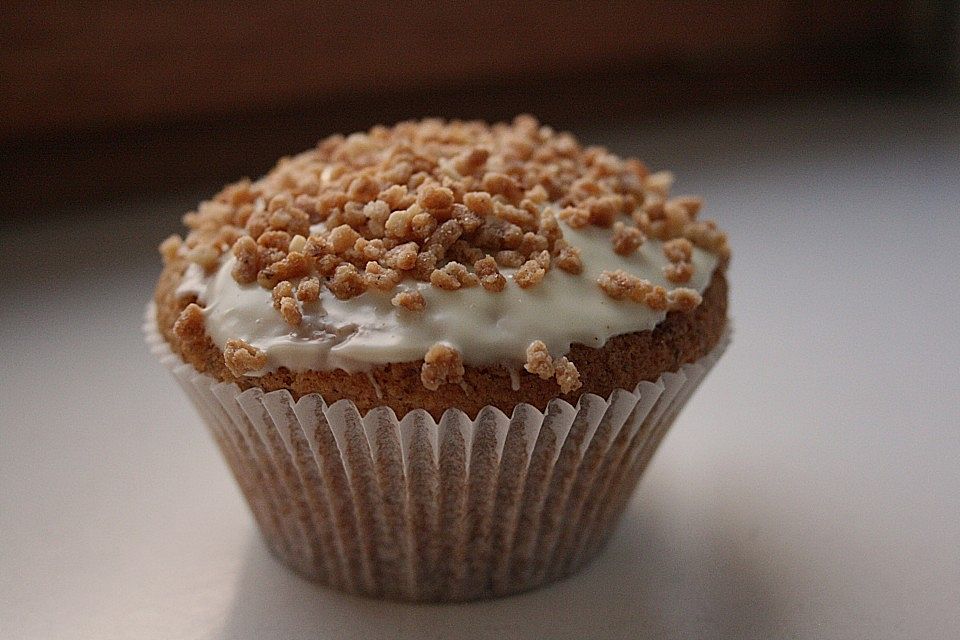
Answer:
144;304;729;602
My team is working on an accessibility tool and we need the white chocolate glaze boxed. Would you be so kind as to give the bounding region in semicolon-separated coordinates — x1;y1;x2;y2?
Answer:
192;221;719;375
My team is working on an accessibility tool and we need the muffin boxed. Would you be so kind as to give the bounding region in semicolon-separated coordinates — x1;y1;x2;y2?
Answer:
146;115;730;601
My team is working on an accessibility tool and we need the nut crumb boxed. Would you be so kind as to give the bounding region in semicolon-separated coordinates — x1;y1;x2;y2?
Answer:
230;236;259;283
667;287;702;312
662;237;693;263
524;340;555;380
223;339;267;376
663;261;694;283
279;296;302;326
391;290;426;311
159;234;182;264
474;256;506;292
554;357;581;393
364;261;402;291
327;263;367;299
430;261;478;290
271;280;294;309
420;343;464;390
612;221;645;255
555;243;583;274
173;303;206;348
296;277;321;302
515;259;546;288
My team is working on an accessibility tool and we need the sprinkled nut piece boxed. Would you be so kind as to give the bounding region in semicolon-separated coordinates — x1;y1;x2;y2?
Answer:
420;343;464;390
223;339;267;376
611;221;645;255
667;287;702;312
560;251;585;279
474;256;506;292
271;281;293;308
554;357;582;393
430;262;478;290
662;237;693;262
231;236;259;283
159;234;183;264
596;268;694;311
515;259;546;288
524;340;554;380
663;262;694;284
173;303;205;348
364;262;402;291
662;237;695;283
328;263;367;299
279;297;302;326
257;251;310;289
296;277;320;302
391;290;426;311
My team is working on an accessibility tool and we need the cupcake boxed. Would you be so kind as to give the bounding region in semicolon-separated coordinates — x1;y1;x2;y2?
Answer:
147;115;730;602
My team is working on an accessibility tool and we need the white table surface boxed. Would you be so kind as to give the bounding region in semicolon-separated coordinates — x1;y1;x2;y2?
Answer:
2;96;958;639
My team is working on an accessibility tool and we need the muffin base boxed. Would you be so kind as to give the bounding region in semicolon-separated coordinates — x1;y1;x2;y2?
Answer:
146;305;729;602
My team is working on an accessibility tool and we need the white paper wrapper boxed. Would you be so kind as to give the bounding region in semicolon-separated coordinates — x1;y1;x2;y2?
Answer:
144;304;729;602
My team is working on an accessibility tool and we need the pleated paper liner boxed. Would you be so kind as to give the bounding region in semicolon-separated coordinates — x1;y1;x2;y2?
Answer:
145;304;729;602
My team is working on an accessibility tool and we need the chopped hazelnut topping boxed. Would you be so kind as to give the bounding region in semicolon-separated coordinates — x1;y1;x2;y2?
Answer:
223;339;267;376
391;290;426;311
598;269;683;310
288;234;307;254
296;277;321;302
587;195;622;227
382;242;420;270
611;221;645;255
271;280;294;309
555;243;583;274
663;261;694;283
663;237;694;263
420;343;464;390
670;196;703;218
430;261;478;290
644;285;669;311
186;244;220;271
279;296;302;326
328;224;361;253
230;236;259;283
495;250;525;268
327;263;367;299
667;287;702;312
524;340;555;380
554;357;582;393
417;185;455;214
257;251;310;289
364;261;402;291
474;256;506;292
515;259;546;288
597;269;641;301
463;191;494;216
519;231;549;256
558;206;590;228
164;116;724;391
173;303;206;348
644;170;674;196
159;234;183;264
410;212;438;240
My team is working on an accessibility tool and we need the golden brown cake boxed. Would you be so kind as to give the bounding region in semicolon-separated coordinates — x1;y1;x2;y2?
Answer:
147;115;730;601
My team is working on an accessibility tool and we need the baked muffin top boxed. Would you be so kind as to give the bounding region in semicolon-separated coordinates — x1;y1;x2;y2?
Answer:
159;116;729;395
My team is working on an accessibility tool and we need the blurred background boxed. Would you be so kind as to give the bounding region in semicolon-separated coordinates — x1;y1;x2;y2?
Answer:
2;1;957;212
2;3;960;639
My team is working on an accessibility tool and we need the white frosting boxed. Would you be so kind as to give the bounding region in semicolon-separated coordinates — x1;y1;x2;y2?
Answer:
187;221;719;375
